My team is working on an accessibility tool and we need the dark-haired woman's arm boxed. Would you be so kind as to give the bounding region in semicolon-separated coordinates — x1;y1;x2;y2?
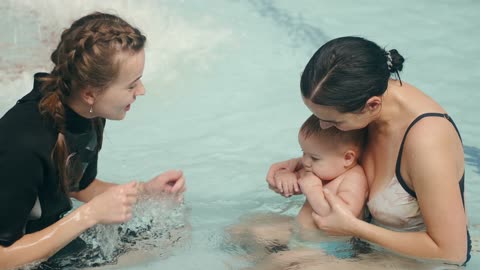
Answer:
266;158;303;195
312;119;468;264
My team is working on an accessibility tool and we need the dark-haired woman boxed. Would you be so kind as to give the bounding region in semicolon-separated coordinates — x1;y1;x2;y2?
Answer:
267;36;471;265
0;12;185;269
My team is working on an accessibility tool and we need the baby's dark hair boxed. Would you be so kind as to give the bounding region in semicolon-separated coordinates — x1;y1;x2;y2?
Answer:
300;114;367;153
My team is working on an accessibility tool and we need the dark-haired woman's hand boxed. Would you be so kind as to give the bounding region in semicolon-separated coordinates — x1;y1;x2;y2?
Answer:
273;169;301;197
266;158;303;196
311;189;357;236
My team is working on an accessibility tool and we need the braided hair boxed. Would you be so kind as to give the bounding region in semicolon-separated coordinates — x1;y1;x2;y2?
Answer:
38;12;146;192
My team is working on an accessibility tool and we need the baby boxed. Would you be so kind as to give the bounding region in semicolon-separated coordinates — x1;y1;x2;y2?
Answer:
226;115;369;264
275;114;368;229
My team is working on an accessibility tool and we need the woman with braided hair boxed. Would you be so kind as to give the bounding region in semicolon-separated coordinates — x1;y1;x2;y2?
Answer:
266;36;471;265
0;12;185;269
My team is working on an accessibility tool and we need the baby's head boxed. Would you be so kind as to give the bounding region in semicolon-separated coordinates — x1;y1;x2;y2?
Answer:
298;114;366;181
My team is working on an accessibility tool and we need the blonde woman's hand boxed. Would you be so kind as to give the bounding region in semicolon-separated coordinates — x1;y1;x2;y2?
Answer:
142;170;186;196
84;181;139;224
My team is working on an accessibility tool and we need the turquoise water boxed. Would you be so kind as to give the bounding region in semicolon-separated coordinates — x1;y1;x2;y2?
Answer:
1;0;479;269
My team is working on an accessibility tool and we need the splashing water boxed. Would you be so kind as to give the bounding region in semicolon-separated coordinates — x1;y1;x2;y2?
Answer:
0;0;232;114
30;195;190;269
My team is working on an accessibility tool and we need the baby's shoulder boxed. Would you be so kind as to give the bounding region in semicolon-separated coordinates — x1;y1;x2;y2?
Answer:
341;165;368;185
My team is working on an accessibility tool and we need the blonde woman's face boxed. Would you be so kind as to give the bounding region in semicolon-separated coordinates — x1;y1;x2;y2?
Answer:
93;49;146;120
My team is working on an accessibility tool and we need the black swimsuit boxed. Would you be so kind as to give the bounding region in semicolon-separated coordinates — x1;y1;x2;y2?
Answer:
0;73;103;247
396;113;471;265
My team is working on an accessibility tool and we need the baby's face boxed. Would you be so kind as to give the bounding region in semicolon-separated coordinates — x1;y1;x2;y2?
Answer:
298;133;348;181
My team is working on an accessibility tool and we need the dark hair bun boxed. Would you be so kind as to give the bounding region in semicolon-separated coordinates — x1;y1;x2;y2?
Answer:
388;49;404;73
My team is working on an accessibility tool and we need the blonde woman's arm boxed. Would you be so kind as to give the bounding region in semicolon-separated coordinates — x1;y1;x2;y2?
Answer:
0;182;138;269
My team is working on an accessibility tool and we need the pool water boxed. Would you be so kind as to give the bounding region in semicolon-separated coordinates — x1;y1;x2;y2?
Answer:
1;0;479;269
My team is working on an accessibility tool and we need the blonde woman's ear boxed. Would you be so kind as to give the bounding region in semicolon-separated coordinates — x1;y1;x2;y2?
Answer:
79;86;98;106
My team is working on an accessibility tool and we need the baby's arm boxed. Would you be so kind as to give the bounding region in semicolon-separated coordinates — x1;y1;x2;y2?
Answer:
298;172;331;216
335;165;368;218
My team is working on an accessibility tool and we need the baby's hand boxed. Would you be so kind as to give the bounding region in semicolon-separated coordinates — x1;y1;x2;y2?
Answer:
273;169;301;197
298;172;323;194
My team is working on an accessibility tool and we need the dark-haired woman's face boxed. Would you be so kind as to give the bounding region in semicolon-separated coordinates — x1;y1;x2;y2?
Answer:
303;98;371;131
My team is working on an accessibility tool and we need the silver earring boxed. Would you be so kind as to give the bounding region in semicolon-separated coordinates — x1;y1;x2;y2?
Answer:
89;106;93;113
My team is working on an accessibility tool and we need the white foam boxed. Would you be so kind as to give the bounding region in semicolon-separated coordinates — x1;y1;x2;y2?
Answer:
0;0;232;113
